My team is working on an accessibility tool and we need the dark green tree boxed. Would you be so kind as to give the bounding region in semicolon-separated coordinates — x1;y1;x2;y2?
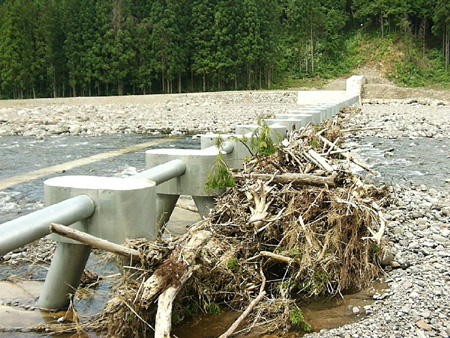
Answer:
239;0;262;89
62;0;84;96
433;0;450;68
0;0;37;98
191;0;217;91
213;0;243;90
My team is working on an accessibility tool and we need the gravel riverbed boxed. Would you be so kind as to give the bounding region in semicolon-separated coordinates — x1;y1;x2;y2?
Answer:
0;89;449;337
0;91;299;138
306;102;450;338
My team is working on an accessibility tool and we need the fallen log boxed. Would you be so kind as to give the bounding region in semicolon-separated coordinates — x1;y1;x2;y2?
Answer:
234;172;337;188
307;149;334;172
141;230;212;337
218;290;266;338
318;135;376;174
260;251;294;264
49;223;140;259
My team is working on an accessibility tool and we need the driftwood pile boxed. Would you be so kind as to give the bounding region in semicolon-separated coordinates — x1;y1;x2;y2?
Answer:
97;116;390;337
42;112;390;337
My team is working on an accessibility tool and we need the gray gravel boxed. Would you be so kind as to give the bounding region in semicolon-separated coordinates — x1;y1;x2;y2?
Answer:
0;91;299;138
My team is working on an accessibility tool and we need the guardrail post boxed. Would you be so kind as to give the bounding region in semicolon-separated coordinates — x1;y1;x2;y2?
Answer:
38;175;156;309
38;242;91;309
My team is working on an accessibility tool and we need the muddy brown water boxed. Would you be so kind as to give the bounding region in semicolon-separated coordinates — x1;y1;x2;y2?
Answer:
171;280;388;338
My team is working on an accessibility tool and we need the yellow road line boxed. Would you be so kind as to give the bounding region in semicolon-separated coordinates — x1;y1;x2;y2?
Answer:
0;138;172;190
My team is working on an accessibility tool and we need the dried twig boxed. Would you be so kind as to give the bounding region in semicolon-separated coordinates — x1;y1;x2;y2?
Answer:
49;223;140;259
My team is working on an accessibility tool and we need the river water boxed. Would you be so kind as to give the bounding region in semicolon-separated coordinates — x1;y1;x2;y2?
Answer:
0;133;448;336
1;134;448;224
0;134;200;223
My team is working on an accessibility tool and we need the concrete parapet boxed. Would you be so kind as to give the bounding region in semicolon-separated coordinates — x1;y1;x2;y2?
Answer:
346;75;365;97
263;119;303;132
145;148;218;197
235;124;259;135
45;175;158;243
288;109;323;124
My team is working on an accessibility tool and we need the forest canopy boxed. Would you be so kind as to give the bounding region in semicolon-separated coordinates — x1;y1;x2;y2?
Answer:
0;0;448;99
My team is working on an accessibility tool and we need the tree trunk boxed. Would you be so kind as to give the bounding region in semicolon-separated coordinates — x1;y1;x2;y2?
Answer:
53;71;57;98
422;16;426;57
298;46;302;72
446;24;449;68
310;34;314;73
234;172;337;188
49;223;139;259
380;13;384;38
305;43;309;73
259;68;262;89
178;72;182;94
203;74;206;92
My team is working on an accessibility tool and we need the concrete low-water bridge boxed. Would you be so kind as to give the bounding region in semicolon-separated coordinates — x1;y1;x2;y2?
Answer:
0;76;364;310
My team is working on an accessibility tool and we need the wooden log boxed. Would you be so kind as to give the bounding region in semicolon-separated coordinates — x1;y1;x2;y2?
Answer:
307;149;334;172
219;266;267;338
49;223;139;259
144;230;212;338
154;268;194;338
318;135;376;174
341;127;383;133
234;172;336;188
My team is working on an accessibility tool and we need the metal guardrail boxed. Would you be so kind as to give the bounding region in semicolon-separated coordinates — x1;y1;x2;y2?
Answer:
0;195;95;256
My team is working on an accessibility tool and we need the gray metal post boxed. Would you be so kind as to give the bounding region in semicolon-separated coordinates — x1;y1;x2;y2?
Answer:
193;196;217;219
0;195;95;256
132;159;186;232
38;242;91;309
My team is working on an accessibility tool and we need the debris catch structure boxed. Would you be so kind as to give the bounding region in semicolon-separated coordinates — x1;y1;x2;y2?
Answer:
98;114;389;337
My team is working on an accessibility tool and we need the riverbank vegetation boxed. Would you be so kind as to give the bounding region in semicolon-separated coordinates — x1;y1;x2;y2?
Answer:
0;0;449;99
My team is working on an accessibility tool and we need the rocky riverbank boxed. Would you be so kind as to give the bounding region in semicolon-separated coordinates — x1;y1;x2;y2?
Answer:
0;91;299;138
306;103;450;338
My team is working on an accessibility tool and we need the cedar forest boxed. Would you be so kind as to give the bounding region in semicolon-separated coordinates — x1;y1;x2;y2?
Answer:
0;0;449;99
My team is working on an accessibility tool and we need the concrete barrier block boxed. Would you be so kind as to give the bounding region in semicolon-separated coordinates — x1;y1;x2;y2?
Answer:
263;119;303;132
200;134;251;169
45;176;157;243
346;75;365;97
145;148;219;196
235;124;259;135
288;109;323;124
275;114;312;127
